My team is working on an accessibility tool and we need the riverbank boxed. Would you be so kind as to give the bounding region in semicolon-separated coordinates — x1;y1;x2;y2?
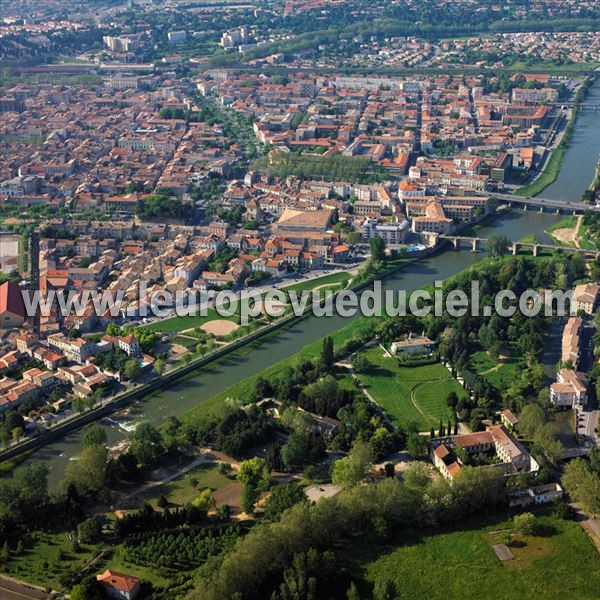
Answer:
546;215;581;247
582;161;600;204
5;209;567;489
0;251;425;465
515;78;594;198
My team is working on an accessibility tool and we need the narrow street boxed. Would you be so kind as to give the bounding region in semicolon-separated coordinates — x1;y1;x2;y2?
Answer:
571;503;600;553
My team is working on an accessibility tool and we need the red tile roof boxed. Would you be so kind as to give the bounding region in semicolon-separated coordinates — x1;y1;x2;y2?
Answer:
96;569;140;593
0;281;25;319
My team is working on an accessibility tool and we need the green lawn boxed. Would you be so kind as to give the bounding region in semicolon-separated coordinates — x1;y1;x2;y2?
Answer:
334;368;360;393
469;349;498;374
350;513;600;600
469;348;523;390
548;216;577;233
515;146;565;197
578;222;599;250
172;335;203;350
355;347;466;430
1;530;101;589
137;463;236;508
505;59;600;73
141;307;241;334
282;271;352;293
412;380;458;424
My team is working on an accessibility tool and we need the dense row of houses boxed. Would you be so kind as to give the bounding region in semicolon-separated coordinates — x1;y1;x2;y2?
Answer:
550;283;599;409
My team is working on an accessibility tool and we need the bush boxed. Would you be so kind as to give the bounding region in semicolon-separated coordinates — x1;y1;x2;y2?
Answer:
513;512;538;536
77;517;102;544
218;462;232;476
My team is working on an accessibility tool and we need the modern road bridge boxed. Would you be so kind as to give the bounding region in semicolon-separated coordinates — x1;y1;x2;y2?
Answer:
477;192;598;214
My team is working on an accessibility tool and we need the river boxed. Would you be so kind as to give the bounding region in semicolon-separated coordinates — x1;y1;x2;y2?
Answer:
15;209;567;490
543;79;600;201
10;81;600;489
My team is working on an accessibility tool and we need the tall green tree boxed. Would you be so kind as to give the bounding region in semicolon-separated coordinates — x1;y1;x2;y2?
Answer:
83;426;107;448
63;445;108;497
369;236;386;262
487;235;510;258
130;422;164;467
320;336;335;372
331;440;373;489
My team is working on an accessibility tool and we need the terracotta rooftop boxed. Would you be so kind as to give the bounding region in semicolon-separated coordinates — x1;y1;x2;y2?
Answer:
96;569;140;593
0;281;25;319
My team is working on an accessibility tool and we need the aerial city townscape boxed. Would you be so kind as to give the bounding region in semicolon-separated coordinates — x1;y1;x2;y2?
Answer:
0;1;600;599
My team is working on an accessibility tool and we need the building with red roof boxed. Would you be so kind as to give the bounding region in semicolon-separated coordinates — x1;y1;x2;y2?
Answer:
0;281;26;329
96;569;140;600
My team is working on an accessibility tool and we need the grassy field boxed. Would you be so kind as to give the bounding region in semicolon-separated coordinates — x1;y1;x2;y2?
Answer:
505;60;600;73
136;463;239;509
519;233;537;243
141;307;241;334
469;348;523;390
548;216;577;233
171;335;204;350
281;271;352;293
349;516;600;600
1;529;101;589
351;513;600;600
355;346;466;430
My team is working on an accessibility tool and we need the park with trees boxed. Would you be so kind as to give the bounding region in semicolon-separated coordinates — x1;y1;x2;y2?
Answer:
1;252;599;597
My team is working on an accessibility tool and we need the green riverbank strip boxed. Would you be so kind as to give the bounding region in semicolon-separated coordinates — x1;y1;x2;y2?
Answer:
141;271;353;334
515;78;593;198
0;255;414;464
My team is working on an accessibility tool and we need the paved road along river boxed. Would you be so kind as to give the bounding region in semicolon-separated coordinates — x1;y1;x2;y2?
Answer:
7;79;600;489
11;209;571;490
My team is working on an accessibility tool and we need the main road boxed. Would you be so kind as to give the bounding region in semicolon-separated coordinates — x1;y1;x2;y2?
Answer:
481;191;597;213
7;210;569;490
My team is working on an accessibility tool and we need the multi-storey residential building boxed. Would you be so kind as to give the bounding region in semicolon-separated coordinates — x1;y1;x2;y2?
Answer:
573;282;600;315
561;316;583;369
118;334;141;357
550;369;589;409
168;30;187;44
362;217;410;245
47;334;94;364
410;201;453;234
512;87;559;104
